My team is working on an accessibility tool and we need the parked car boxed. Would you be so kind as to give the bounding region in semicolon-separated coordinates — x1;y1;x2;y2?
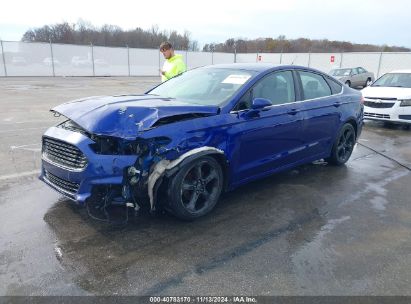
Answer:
329;67;374;88
43;57;61;67
71;56;109;68
11;56;27;66
71;56;92;67
362;69;411;125
94;58;109;67
40;64;363;221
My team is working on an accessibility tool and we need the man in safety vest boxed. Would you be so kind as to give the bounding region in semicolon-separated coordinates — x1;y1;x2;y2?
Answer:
159;41;187;82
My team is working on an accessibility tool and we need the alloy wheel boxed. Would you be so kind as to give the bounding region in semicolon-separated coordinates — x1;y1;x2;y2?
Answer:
336;127;355;162
180;159;221;214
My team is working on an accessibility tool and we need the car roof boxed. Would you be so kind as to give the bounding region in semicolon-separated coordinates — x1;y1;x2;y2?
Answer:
332;67;356;70
204;63;310;72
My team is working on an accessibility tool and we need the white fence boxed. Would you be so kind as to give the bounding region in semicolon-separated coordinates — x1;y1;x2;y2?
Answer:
1;41;411;78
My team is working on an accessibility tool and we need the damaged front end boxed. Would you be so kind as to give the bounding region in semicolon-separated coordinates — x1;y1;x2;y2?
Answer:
85;132;224;224
40;104;224;224
81;134;176;224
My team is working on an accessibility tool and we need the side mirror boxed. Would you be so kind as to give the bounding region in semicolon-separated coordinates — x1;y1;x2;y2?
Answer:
251;98;272;110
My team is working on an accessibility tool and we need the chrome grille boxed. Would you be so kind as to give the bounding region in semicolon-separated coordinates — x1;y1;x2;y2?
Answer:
42;137;87;170
44;170;79;197
364;97;397;101
364;112;390;119
364;101;395;108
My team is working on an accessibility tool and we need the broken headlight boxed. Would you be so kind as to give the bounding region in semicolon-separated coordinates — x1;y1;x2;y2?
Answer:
90;135;137;155
89;136;171;156
58;119;90;137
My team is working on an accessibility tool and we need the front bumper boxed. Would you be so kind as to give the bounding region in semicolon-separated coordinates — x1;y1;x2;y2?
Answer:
39;126;138;204
364;101;411;124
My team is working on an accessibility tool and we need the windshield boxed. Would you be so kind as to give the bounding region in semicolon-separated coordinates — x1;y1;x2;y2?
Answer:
372;73;411;88
148;67;257;106
330;69;351;76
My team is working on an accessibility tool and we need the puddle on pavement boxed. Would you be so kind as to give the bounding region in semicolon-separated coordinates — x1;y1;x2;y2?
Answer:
42;166;329;294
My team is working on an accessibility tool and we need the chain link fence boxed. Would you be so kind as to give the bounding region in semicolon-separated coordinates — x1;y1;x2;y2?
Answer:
378;52;411;76
1;40;411;78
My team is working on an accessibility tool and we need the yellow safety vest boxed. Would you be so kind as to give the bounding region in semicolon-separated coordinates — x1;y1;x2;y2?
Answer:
162;54;187;82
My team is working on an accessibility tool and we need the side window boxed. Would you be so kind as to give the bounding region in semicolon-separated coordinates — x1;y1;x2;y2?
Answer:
234;71;295;110
299;71;332;100
358;67;366;74
253;71;295;105
326;78;343;94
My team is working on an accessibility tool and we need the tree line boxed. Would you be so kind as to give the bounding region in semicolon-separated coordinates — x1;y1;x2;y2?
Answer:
203;36;410;53
21;21;199;51
21;22;409;53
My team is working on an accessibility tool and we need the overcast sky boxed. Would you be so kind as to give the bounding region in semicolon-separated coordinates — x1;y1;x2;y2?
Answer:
0;0;410;48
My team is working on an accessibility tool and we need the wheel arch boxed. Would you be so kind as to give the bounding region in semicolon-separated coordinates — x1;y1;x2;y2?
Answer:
203;153;230;192
344;118;358;138
148;147;227;210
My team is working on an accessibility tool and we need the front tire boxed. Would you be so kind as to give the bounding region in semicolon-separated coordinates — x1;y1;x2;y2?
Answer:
167;156;223;220
326;123;356;166
345;80;351;87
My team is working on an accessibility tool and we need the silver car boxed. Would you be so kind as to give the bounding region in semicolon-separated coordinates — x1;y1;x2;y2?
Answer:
329;67;375;88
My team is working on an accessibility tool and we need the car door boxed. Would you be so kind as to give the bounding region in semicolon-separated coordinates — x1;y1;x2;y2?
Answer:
358;67;368;86
229;70;305;184
296;70;343;160
351;68;362;87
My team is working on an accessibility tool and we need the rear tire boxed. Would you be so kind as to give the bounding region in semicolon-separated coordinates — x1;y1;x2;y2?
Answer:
326;123;356;166
345;80;351;87
167;156;223;221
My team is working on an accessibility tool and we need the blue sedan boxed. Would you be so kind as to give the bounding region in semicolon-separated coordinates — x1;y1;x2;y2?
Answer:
40;64;364;221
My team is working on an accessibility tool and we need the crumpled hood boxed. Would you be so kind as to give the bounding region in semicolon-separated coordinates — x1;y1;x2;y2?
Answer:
51;95;219;139
361;86;411;99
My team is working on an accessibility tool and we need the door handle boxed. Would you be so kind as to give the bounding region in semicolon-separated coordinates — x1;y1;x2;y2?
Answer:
333;102;342;107
287;109;299;115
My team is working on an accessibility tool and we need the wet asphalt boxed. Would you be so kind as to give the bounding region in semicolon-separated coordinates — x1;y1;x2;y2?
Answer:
0;77;411;296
